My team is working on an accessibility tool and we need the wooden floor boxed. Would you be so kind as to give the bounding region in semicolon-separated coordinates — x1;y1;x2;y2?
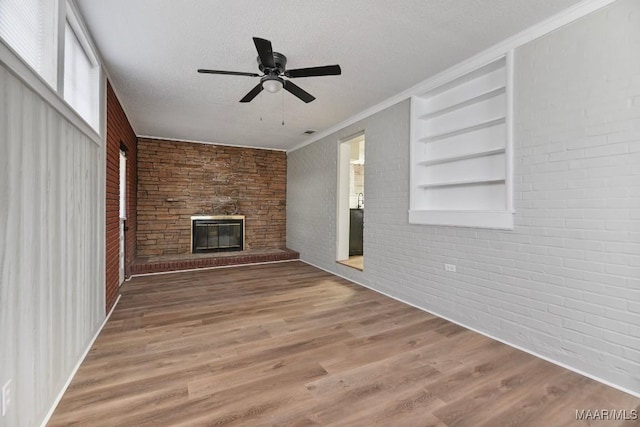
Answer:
49;261;639;426
338;255;364;271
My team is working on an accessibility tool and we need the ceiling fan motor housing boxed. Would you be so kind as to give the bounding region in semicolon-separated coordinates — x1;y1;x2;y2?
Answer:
258;52;287;75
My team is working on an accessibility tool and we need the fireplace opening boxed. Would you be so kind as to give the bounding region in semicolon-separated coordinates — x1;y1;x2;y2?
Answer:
191;216;244;253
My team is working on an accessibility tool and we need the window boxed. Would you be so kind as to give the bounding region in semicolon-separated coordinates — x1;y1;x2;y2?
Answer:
64;4;99;130
119;150;127;219
0;0;58;86
409;55;514;229
0;0;102;133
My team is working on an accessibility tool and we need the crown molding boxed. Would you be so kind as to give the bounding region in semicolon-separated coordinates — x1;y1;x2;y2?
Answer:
288;0;617;153
137;135;288;152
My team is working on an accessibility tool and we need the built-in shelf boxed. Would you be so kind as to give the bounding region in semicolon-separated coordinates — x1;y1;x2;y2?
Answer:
418;148;505;167
418;178;505;189
410;55;513;229
418;87;506;121
418;117;505;144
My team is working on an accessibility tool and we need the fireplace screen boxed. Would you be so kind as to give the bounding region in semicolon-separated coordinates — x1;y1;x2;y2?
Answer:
191;216;244;253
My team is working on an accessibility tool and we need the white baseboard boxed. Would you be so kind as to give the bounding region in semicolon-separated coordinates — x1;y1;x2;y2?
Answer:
39;294;122;427
301;259;640;399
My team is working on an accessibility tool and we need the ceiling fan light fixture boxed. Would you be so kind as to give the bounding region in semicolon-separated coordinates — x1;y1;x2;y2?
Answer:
262;78;283;93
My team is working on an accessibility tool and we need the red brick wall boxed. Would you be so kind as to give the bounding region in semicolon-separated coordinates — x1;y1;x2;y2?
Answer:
106;81;137;312
137;138;286;256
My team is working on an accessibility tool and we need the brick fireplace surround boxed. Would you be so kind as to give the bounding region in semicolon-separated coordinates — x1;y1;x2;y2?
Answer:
133;138;297;273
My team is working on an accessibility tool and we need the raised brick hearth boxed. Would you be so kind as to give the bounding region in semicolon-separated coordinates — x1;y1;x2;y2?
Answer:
131;248;299;275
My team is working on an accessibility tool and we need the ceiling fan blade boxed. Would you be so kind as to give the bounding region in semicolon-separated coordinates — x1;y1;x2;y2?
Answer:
239;83;263;103
283;80;315;103
285;65;341;78
253;37;275;68
198;69;260;77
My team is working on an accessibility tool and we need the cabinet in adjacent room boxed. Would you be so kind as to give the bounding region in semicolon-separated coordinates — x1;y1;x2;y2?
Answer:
349;208;363;256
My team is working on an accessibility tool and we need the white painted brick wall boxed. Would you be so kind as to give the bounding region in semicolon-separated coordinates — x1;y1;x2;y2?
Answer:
287;0;640;394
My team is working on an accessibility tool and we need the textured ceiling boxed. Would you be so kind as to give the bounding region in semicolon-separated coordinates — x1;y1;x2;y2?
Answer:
76;0;583;150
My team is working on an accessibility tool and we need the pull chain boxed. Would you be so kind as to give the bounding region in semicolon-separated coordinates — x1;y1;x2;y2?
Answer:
281;89;285;126
259;91;263;122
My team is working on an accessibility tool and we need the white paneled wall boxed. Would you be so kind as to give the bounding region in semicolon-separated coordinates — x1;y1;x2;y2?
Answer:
0;63;105;427
287;0;640;395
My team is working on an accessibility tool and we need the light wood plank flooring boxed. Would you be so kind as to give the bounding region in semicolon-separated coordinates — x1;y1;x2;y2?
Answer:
49;261;639;426
338;255;364;271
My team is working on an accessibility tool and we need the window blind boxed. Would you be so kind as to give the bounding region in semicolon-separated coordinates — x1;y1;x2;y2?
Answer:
0;0;56;86
64;19;98;130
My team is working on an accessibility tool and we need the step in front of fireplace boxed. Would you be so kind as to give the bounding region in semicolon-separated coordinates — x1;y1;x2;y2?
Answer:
130;248;300;275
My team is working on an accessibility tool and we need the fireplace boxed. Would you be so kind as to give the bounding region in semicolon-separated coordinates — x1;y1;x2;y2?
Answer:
191;215;245;253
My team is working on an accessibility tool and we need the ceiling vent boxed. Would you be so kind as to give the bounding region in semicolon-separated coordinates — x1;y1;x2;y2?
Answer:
303;130;317;135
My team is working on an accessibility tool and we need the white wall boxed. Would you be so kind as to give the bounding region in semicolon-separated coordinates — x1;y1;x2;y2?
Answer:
287;0;640;395
0;61;105;426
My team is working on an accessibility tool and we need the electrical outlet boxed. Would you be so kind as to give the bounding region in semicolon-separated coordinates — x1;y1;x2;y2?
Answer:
444;263;456;272
1;379;11;416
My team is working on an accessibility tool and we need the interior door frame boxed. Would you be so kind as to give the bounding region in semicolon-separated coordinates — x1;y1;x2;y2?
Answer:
336;131;364;262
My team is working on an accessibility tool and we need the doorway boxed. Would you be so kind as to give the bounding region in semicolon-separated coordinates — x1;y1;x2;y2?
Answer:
337;132;364;270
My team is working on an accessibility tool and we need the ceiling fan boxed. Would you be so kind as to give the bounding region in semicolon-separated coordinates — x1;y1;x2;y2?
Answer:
198;37;341;104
